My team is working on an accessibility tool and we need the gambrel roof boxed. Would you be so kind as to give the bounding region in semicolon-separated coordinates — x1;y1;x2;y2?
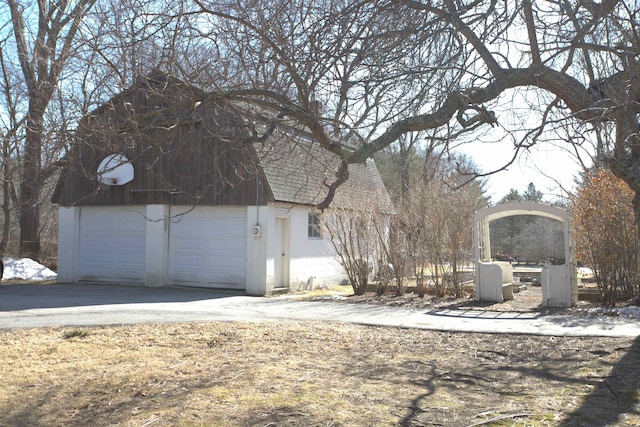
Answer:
52;72;393;212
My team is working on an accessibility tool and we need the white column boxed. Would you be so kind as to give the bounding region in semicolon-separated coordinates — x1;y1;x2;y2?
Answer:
245;205;267;295
473;217;481;299
57;207;80;283
482;219;492;261
472;217;480;263
144;205;169;287
565;218;578;305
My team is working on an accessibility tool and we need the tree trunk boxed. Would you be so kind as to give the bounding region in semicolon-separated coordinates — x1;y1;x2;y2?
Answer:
19;184;40;259
18;113;43;259
399;147;410;199
608;111;640;304
0;158;10;255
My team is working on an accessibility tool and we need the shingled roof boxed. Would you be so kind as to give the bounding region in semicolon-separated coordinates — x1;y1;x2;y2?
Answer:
255;129;393;212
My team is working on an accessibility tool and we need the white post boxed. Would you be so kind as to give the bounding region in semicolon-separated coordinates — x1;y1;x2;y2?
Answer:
144;205;169;287
565;218;578;305
482;219;492;261
57;207;80;283
245;205;267;295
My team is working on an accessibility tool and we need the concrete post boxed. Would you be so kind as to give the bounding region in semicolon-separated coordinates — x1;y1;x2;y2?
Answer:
57;207;80;283
144;205;169;287
245;205;267;295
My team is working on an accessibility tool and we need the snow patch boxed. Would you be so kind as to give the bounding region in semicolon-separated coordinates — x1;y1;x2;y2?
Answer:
2;257;57;281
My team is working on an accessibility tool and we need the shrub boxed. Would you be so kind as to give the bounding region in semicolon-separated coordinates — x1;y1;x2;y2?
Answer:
572;169;639;306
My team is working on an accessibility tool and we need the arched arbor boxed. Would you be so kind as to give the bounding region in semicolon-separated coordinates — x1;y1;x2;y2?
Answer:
473;201;577;307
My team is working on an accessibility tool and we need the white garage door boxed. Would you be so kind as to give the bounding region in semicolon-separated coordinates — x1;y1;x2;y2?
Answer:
169;206;247;289
78;207;146;282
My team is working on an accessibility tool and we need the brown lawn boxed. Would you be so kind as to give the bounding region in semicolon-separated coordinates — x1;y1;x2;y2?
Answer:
1;320;638;426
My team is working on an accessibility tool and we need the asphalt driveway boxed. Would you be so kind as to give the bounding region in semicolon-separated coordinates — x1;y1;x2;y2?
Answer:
1;283;639;337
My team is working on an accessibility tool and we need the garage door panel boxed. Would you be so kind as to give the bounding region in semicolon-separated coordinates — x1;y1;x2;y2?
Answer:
205;259;243;273
205;252;243;262
169;206;246;288
171;255;200;268
78;207;146;282
115;239;143;247
172;238;205;250
173;272;199;283
115;252;144;266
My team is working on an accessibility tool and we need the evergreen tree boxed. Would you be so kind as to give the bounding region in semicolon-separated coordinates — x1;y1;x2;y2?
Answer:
523;183;543;202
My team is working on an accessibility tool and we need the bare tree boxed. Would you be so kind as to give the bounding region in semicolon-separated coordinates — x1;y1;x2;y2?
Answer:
392;148;485;297
2;0;98;257
4;0;638;263
0;35;24;255
0;0;218;259
420;156;485;297
189;1;640;224
192;0;468;207
443;157;486;297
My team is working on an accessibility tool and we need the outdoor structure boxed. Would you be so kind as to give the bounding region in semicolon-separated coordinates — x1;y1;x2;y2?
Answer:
473;201;577;307
52;72;393;295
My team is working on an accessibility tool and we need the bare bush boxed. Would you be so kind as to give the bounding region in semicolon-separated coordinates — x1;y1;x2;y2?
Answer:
324;208;380;295
393;152;485;297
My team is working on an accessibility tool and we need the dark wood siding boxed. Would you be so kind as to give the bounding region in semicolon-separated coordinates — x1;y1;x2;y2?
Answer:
52;74;272;207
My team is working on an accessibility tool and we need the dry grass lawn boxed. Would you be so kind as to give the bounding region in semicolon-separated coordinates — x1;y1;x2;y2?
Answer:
1;321;638;426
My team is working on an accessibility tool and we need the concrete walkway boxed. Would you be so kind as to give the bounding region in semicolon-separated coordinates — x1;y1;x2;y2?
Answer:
0;283;639;337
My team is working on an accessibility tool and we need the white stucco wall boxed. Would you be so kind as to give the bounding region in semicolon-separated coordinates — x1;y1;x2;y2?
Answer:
59;203;346;295
281;205;345;290
249;204;345;293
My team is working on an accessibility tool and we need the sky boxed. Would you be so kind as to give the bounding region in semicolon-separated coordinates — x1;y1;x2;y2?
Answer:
449;84;596;205
458;138;589;204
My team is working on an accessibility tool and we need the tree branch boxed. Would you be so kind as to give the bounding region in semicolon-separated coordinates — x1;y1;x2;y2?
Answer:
348;65;593;164
523;0;541;64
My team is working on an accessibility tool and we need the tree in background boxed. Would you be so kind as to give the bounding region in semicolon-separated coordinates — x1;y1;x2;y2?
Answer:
3;0;99;258
0;40;24;255
573;169;639;306
518;215;565;264
387;147;486;297
523;183;543;202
